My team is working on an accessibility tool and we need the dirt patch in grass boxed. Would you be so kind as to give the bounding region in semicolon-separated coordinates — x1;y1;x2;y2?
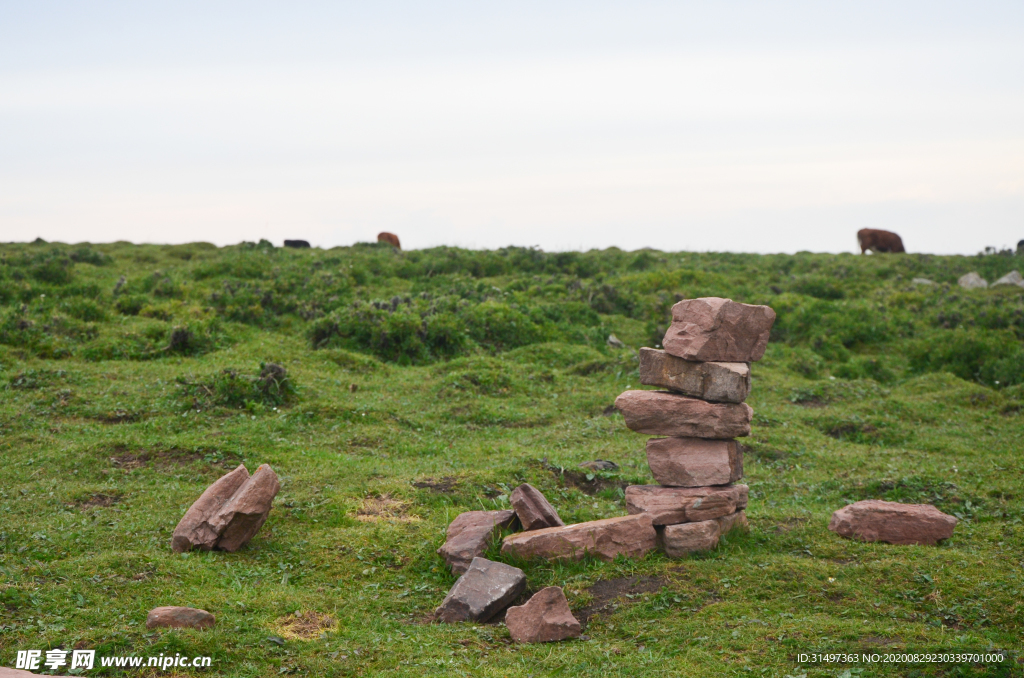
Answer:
356;494;418;522
541;459;628;496
273;611;338;640
94;409;144;424
75;493;121;509
859;636;903;647
107;445;240;469
411;477;459;493
575;576;666;626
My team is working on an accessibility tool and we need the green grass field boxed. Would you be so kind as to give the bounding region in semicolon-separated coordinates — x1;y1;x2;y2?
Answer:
2;240;1023;677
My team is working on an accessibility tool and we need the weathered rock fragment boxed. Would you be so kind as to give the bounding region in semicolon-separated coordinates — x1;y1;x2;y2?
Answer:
992;270;1024;287
505;587;581;643
146;606;216;630
828;500;957;545
613;391;752;439
501;514;656;562
660;520;720;557
662;297;776;363
957;272;988;289
639;348;750;403
625;485;748;525
434;557;526;623
510;483;564;531
716;510;749;536
646;437;743;487
171;464;250;552
437;510;518;574
206;464;281;552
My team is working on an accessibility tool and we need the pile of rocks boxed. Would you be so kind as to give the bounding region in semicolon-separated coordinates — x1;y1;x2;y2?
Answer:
614;297;775;556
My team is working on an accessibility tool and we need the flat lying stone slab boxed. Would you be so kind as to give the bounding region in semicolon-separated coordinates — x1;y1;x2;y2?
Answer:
437;510;518;574
435;557;526;623
828;500;957;545
171;464;251;552
663;297;776;363
146;606;215;630
646;437;743;487
613;391;752;439
661;520;720;557
505;586;581;643
626;485;748;525
501;514;656;562
511;483;564;531
639;348;750;403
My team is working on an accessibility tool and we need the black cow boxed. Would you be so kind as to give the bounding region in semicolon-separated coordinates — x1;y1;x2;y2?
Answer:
284;240;311;249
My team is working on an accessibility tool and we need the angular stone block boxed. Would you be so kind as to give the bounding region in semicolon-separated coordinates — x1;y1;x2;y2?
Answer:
957;272;988;289
613;390;752;439
661;520;720;557
437;510;518;575
435;557;526;623
646;437;743;487
501;514;656;562
715;509;748;536
639;348;750;403
510;483;564;531
505;587;581;643
206;464;280;552
828;500;956;546
625;485;748;525
171;464;251;552
662;297;776;362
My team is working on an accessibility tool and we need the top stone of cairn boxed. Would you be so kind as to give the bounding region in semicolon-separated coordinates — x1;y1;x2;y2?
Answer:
662;297;776;363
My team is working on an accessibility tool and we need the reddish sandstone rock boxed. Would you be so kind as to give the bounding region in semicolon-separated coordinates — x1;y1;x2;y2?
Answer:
146;606;215;630
207;464;281;552
639;348;751;403
613;391;752;439
437;510;518;574
501;514;656;562
505;587;581;643
646;437;743;487
625;485;748;525
510;484;564;531
171;464;251;552
660;520;720;557
828;500;957;545
435;557;526;623
662;297;775;363
716;510;749;536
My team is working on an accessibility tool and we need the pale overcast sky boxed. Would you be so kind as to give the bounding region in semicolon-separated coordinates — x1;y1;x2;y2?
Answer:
1;1;1022;254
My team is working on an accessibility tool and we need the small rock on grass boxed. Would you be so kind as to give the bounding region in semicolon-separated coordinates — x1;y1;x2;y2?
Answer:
437;510;518;574
146;606;215;630
828;500;956;545
171;464;250;552
958;272;988;289
510;483;564;531
505;587;581;643
435;557;527;624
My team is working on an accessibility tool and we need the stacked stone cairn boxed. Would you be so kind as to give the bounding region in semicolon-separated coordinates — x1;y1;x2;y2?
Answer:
614;297;775;556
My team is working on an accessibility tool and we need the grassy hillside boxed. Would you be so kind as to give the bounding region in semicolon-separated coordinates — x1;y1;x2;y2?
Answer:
1;240;1023;677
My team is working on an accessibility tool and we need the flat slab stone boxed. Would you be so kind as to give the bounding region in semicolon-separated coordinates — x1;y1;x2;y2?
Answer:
614;390;752;438
660;520;720;557
207;464;280;552
662;297;776;363
646;437;743;487
501;514;656;562
437;510;518;574
505;586;581;643
171;464;250;552
626;485;748;525
828;500;957;545
435;557;526;623
146;606;215;630
639;348;750;403
510;483;564;531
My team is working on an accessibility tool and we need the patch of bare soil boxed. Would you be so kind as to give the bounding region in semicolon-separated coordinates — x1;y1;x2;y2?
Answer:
273;611;338;640
356;494;418;522
541;459;628;496
107;445;240;470
95;409;144;424
411;477;459;493
575;576;666;625
859;636;903;647
75;493;121;509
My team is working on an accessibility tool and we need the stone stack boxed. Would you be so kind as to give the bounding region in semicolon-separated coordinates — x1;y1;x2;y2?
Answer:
614;297;775;556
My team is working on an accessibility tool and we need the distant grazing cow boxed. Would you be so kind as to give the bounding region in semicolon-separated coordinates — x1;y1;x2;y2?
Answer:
857;229;905;254
377;232;401;249
284;240;311;248
1018;239;1024;253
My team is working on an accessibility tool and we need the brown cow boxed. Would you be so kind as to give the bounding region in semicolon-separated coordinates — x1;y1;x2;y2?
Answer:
857;229;905;254
377;232;401;249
